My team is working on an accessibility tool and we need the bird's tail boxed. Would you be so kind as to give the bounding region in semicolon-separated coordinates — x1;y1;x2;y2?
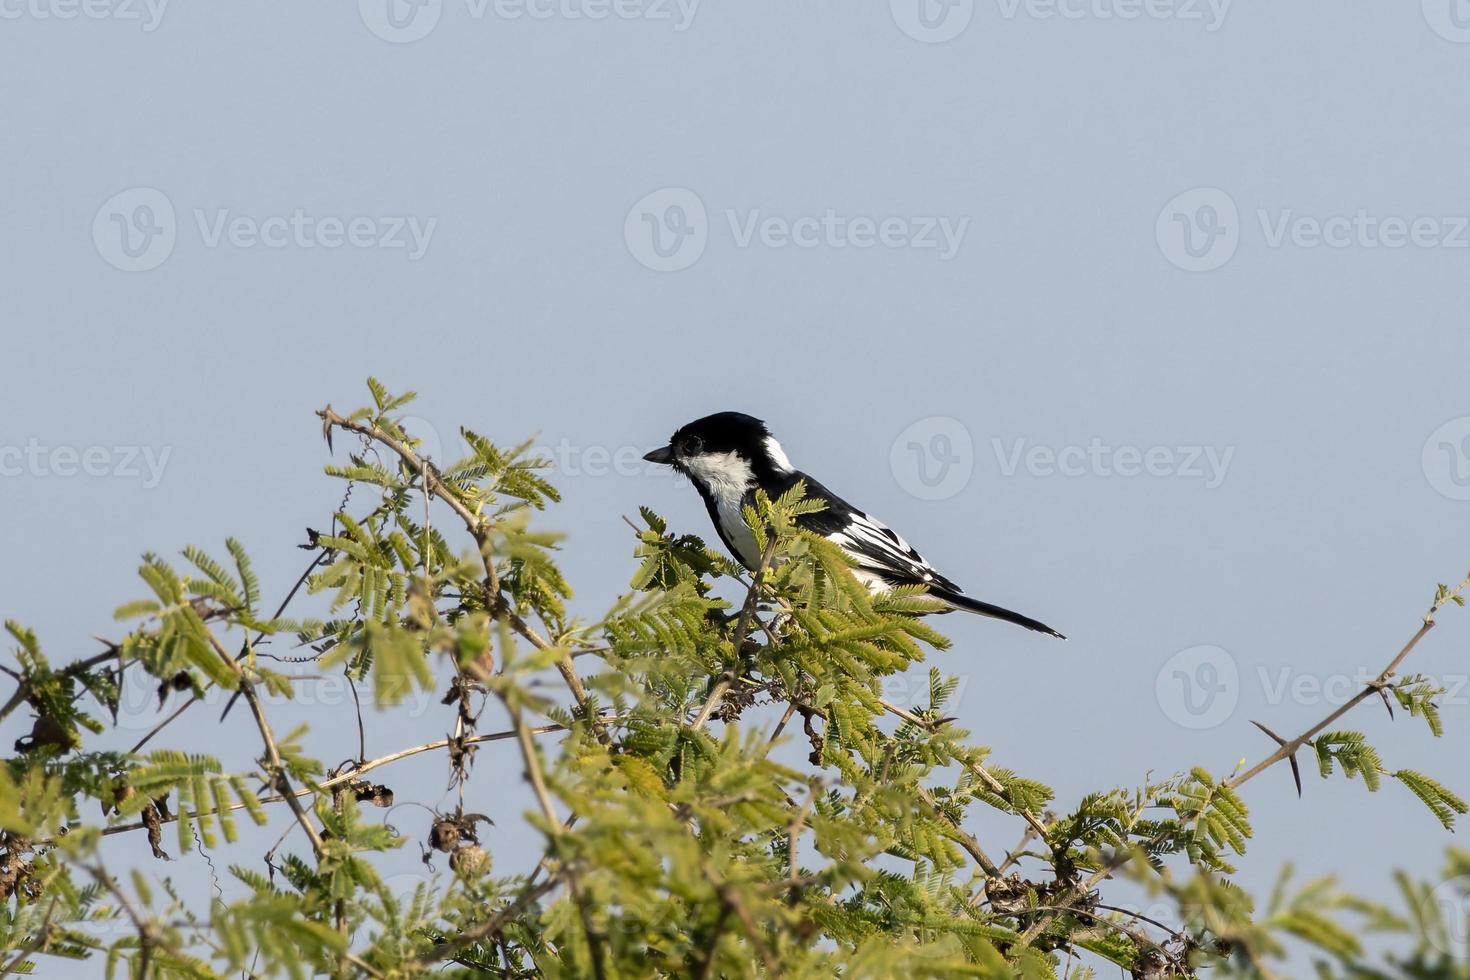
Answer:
930;588;1066;639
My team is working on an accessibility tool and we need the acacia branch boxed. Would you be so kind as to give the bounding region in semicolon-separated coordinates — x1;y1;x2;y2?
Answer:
0;648;121;725
127;544;332;756
90;723;573;841
691;535;778;731
1017;576;1469;948
915;785;1000;878
499;695;606;980
877;697;1052;848
409;875;562;968
787;780;821;884
0;896;60;979
317;407;601;731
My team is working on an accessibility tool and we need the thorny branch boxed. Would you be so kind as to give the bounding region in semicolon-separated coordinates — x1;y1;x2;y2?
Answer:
317;407;603;738
1016;573;1470;949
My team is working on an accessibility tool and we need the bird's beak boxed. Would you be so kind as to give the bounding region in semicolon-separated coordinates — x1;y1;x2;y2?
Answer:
643;445;675;465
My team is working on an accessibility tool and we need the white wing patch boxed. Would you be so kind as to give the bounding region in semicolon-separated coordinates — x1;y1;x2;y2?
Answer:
763;436;795;474
828;511;945;588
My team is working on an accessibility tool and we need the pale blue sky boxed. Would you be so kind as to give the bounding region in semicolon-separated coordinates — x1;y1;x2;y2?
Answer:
3;1;1470;970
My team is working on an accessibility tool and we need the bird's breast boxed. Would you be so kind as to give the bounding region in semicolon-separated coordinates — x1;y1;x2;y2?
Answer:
713;492;762;568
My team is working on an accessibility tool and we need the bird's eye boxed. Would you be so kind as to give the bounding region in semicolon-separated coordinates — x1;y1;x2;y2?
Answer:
680;436;704;455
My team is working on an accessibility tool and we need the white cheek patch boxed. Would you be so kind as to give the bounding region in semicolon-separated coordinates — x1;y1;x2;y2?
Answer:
763;436;794;474
681;451;756;500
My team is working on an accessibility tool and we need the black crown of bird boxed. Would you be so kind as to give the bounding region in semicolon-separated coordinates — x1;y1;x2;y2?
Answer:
643;412;1065;639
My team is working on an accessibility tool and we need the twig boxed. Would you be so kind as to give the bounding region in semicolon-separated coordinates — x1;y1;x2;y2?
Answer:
129;545;331;755
691;535;778;730
710;874;780;977
238;675;324;856
189;624;326;857
89;723;575;842
85;863;158;975
342;952;385;978
0;647;122;725
409;876;561;968
768;700;800;744
318;407;602;737
877;697;1052;843
1225;618;1436;790
693;903;733;980
500;696;606;980
915;785;1000;878
1017;577;1469;948
0;896;60;978
997;824;1039;876
787;781;821;884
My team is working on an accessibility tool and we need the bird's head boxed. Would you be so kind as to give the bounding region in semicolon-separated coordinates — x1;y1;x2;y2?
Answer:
643;412;794;494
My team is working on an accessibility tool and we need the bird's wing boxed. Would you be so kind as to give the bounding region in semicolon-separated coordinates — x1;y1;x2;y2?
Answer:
783;474;1067;638
827;510;962;591
789;476;961;592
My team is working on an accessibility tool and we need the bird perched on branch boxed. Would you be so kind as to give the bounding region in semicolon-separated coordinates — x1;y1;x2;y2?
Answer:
643;412;1064;638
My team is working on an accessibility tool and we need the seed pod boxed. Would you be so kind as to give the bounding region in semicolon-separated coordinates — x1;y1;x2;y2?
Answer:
450;845;490;878
429;818;460;853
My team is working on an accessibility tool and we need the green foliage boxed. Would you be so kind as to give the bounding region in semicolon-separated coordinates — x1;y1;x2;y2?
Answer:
0;378;1465;979
1394;770;1468;831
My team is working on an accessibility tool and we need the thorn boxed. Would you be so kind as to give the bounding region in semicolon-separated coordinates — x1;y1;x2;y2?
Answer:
219;689;244;722
1250;720;1286;746
1375;684;1394;720
1252;721;1302;797
321;406;335;453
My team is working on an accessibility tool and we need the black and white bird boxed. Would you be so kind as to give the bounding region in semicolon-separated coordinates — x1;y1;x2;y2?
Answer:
642;412;1065;639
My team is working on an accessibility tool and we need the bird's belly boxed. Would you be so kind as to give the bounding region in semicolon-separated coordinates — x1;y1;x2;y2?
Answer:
847;566;891;595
